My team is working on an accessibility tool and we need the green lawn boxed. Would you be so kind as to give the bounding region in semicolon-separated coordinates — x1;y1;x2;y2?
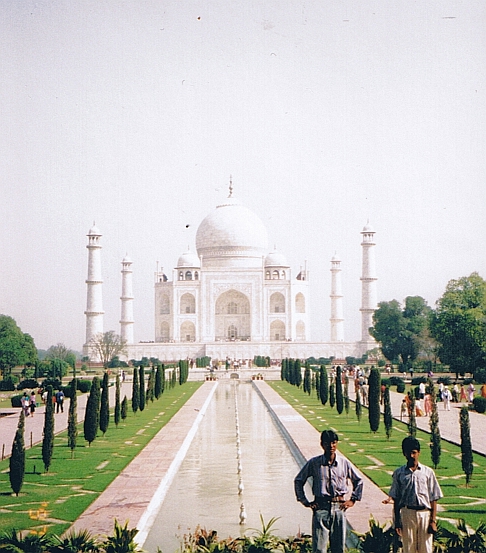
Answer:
0;382;202;535
269;381;486;530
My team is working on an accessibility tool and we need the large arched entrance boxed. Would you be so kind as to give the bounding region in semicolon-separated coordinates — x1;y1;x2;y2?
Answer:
215;290;251;341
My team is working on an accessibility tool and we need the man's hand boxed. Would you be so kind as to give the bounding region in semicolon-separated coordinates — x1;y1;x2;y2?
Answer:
428;521;437;535
308;501;319;510
340;499;355;511
395;527;402;537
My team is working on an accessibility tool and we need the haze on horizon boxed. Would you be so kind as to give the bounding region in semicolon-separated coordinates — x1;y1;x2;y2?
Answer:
1;0;485;352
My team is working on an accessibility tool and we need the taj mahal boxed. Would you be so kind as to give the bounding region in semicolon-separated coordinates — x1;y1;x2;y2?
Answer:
83;181;377;362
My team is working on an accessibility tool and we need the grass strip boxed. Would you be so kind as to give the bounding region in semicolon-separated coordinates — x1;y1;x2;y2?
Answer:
0;382;202;535
269;381;486;529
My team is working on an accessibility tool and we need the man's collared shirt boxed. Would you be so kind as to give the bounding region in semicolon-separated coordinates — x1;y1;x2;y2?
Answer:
389;463;443;510
294;453;364;505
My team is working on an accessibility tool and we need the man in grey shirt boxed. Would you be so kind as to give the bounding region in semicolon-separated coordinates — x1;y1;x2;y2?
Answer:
294;430;363;553
389;436;442;553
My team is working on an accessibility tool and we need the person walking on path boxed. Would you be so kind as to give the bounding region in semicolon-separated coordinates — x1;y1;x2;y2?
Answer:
29;391;36;417
460;384;467;402
55;389;65;413
389;436;442;553
21;392;30;417
294;429;363;553
468;382;476;403
442;387;452;411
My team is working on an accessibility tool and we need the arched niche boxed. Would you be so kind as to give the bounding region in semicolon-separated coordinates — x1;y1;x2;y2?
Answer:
270;292;285;313
295;293;305;313
180;293;196;314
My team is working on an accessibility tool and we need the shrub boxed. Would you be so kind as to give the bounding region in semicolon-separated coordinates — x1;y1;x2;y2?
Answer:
17;379;39;390
390;376;403;386
41;377;62;390
381;378;391;387
411;376;427;385
77;380;92;393
472;397;486;414
396;381;406;393
11;394;23;407
0;376;17;391
437;376;452;386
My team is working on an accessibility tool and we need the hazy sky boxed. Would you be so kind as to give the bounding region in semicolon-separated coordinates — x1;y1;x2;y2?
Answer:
1;0;485;351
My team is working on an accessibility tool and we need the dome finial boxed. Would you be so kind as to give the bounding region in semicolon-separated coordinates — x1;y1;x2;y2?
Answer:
228;175;233;198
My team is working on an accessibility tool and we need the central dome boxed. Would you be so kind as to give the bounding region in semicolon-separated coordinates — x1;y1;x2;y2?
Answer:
196;196;269;268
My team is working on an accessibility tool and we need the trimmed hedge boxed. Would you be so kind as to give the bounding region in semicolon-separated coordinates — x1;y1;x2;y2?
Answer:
0;377;17;391
77;379;92;393
17;379;39;390
472;397;486;414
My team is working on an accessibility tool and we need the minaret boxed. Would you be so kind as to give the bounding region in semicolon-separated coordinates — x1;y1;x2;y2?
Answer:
360;222;377;343
84;223;104;345
330;253;344;341
120;255;134;344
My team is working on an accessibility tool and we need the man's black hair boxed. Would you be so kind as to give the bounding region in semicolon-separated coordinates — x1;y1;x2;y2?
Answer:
402;436;420;454
321;430;339;445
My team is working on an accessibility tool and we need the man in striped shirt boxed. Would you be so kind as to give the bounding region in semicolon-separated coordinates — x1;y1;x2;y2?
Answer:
294;430;363;553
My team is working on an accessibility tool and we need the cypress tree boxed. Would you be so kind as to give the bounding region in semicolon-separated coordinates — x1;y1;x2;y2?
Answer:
336;366;344;414
315;371;321;402
408;395;417;438
68;378;78;458
384;386;393;439
9;411;25;496
429;391;441;469
295;359;302;388
139;367;146;411
368;367;381;433
84;376;100;446
304;365;311;395
280;359;285;381
171;367;177;388
100;372;110;436
132;367;139;413
320;366;328;405
287;359;294;385
329;382;335;408
121;395;128;421
42;385;55;471
460;405;474;486
355;385;362;423
155;365;163;399
146;368;155;403
114;374;121;427
344;375;350;416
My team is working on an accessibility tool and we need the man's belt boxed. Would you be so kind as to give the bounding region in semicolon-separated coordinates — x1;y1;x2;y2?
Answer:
405;505;429;511
315;496;345;507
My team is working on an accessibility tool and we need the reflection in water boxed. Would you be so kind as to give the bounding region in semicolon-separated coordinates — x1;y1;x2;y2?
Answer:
143;380;310;553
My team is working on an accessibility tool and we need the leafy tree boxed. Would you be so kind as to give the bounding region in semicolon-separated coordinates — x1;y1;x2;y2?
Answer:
68;378;78;458
46;342;75;364
9;410;25;496
429;389;441;469
114;374;121;427
48;358;70;379
319;366;328;405
0;315;37;377
42;385;55;471
368;367;381;433
88;331;127;368
132;368;139;413
383;386;393;439
100;372;110;436
121;395;128;421
371;297;432;369
336;366;344;414
460;405;474;486
84;376;100;446
139;367;146;412
431;273;486;377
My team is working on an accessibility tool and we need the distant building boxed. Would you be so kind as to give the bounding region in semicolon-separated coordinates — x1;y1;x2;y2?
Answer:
83;181;377;361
